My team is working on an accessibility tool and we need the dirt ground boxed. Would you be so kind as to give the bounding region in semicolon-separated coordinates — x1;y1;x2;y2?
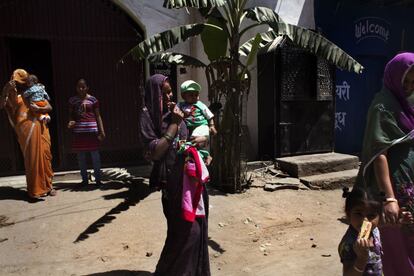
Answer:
0;169;348;276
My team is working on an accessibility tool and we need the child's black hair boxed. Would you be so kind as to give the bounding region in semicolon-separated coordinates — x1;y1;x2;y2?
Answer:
29;74;38;84
342;187;384;216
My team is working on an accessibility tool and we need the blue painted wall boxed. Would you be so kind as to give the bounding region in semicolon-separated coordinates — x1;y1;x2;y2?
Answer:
315;0;414;155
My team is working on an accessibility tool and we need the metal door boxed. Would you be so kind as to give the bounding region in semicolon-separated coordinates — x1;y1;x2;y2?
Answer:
257;43;335;159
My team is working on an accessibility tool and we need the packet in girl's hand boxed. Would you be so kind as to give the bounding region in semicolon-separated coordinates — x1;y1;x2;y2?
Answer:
358;219;372;240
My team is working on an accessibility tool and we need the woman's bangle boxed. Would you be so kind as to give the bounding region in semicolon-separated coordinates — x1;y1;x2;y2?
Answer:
163;133;174;142
353;265;364;273
384;197;398;204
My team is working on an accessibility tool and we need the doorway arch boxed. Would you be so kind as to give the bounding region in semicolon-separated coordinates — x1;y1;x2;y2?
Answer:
0;0;145;174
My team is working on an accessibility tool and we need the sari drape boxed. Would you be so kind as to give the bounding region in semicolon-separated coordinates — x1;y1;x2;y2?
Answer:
356;88;414;275
5;92;53;198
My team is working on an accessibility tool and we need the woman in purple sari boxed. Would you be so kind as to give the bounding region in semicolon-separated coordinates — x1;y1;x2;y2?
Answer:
140;74;211;276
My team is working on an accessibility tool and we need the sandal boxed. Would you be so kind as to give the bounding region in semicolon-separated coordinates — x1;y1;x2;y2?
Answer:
40;189;57;197
48;189;57;196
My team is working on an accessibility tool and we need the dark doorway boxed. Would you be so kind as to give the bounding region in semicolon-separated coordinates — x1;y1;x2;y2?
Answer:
0;0;145;176
7;38;60;168
257;43;335;159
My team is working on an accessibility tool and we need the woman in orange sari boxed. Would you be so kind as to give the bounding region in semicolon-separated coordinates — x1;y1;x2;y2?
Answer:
0;69;55;200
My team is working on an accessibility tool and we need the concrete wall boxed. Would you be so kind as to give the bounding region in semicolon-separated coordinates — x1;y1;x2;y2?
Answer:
114;0;315;160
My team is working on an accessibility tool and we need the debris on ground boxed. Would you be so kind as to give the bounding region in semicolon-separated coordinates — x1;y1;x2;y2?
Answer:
218;222;227;227
99;256;109;262
259;242;272;256
296;217;304;223
0;215;14;228
246;163;311;191
264;177;309;191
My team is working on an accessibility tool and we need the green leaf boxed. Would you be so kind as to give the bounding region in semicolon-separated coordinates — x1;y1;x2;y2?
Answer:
199;6;226;20
164;0;226;9
201;17;228;61
239;31;281;56
238;33;262;80
124;24;207;61
245;6;284;24
267;22;363;73
245;33;262;67
148;52;207;67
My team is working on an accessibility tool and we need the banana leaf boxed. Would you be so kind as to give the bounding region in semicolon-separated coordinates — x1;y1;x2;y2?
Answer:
198;6;227;21
245;33;262;67
124;24;214;61
240;26;363;74
148;52;207;67
201;17;228;61
244;6;284;24
164;0;226;9
239;31;281;56
269;22;363;73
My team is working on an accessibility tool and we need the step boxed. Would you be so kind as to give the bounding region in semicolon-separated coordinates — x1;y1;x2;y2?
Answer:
300;169;359;190
275;152;359;178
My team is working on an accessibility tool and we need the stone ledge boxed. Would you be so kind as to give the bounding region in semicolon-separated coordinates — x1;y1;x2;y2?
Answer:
275;152;359;178
300;169;359;190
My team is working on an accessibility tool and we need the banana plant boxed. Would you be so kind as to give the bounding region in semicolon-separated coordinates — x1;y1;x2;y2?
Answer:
126;0;364;192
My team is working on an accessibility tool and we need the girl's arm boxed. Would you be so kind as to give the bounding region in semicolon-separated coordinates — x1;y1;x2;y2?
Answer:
342;239;370;276
94;107;106;141
373;153;399;224
67;104;75;128
343;260;366;276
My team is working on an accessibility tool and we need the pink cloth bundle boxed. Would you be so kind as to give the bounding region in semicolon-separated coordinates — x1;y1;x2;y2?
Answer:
182;146;209;222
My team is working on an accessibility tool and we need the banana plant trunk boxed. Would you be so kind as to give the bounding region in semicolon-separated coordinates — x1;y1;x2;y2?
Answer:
211;33;246;193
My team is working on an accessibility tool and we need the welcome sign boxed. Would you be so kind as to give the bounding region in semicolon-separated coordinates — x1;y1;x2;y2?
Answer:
354;17;390;44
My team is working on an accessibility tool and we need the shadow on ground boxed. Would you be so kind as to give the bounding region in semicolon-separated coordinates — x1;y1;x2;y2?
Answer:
0;186;45;203
337;216;349;225
83;270;152;276
52;178;153;243
208;237;225;254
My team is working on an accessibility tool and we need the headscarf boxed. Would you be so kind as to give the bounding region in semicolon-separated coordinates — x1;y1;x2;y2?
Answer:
12;69;29;84
383;52;414;132
144;74;168;137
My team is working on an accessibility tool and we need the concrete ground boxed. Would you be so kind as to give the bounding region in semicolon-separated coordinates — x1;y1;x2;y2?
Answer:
0;167;347;276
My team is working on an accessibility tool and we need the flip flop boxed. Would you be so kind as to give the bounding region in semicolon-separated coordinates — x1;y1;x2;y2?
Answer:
41;189;57;197
48;189;57;196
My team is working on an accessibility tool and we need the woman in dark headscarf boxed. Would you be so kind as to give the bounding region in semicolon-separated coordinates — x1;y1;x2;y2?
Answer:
140;74;211;276
356;53;414;275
